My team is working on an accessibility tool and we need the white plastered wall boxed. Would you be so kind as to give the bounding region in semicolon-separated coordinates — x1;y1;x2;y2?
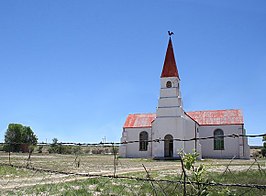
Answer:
151;115;201;158
152;116;185;158
183;115;202;159
119;127;152;158
198;125;249;159
151;76;202;158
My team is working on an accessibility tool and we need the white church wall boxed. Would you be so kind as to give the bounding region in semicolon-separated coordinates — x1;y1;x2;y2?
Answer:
123;127;152;158
152;117;184;158
240;128;250;159
198;125;248;159
244;139;250;158
119;129;127;157
183;116;200;156
152;116;200;158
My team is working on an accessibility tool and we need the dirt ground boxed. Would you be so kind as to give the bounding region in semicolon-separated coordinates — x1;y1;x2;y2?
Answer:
0;152;265;190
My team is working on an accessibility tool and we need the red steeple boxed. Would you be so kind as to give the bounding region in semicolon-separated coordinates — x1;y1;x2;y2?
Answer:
160;37;180;79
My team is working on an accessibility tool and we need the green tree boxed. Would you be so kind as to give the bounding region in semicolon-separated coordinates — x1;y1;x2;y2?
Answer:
51;138;58;146
21;126;38;145
4;123;38;152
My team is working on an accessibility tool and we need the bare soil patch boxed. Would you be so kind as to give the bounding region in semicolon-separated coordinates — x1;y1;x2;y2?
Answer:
0;152;265;190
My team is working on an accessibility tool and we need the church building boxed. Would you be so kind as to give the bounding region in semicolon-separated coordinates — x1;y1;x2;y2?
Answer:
119;36;250;159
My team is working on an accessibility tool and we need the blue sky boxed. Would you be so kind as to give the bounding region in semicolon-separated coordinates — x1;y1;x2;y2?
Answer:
0;0;265;145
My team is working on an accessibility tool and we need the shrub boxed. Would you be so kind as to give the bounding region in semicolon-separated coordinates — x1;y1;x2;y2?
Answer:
37;146;43;153
48;145;81;155
3;145;11;152
72;146;81;154
83;147;91;154
111;147;119;154
261;148;266;157
252;150;260;158
91;148;104;154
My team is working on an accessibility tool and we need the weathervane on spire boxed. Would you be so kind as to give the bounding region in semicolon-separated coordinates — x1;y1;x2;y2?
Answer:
168;31;174;37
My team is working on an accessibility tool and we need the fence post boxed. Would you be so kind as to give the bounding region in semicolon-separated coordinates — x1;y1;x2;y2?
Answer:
112;143;117;177
26;145;33;168
8;144;11;165
180;155;187;196
142;164;160;196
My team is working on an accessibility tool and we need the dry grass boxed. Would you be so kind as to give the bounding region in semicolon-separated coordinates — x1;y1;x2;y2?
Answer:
0;152;265;194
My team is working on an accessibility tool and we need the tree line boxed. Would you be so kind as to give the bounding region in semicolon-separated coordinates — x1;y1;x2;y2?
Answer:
1;123;119;155
2;123;266;157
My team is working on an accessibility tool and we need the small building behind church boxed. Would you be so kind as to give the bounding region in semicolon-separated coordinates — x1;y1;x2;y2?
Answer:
119;36;250;159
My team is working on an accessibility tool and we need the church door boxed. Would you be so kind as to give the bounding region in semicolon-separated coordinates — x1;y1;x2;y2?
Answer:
164;134;173;157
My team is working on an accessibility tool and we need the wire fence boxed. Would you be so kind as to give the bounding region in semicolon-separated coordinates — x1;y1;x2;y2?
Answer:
1;133;265;146
0;133;265;195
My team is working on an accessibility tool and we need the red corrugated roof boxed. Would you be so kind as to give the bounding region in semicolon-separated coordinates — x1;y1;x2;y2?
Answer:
123;113;156;128
186;109;244;126
123;109;243;128
160;38;180;78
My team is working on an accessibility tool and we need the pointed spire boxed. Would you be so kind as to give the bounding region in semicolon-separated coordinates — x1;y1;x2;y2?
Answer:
160;37;180;79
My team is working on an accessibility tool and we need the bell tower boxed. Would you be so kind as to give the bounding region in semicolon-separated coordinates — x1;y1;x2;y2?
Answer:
156;36;184;118
152;34;186;158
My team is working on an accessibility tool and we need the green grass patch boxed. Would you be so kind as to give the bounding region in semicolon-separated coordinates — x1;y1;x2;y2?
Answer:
0;165;35;177
1;170;265;195
209;169;266;185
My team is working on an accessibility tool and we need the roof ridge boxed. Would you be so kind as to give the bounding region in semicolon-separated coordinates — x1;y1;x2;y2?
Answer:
187;109;242;113
128;113;155;115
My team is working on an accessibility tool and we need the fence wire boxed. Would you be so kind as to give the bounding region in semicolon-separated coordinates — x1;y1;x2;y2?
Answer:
1;133;265;146
0;133;265;195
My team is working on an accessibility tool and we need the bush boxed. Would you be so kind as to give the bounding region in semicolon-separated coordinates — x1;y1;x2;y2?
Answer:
72;146;81;154
91;148;104;154
3;145;11;152
48;145;81;155
252;150;260;158
261;148;266;157
37;146;43;153
111;147;119;154
83;147;91;154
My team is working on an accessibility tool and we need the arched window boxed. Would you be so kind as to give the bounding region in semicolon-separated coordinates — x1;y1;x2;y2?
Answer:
166;81;172;88
139;131;148;151
214;129;224;150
